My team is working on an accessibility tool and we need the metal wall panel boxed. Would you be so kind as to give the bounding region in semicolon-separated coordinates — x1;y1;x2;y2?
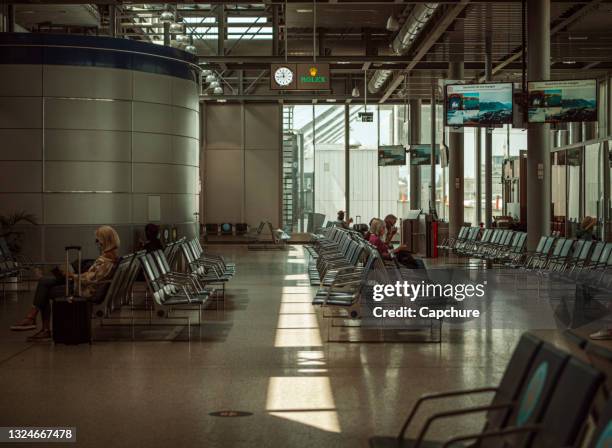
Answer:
45;98;132;131
245;104;280;150
206;104;242;150
132;163;197;194
45;129;131;162
0;193;43;218
0;161;42;192
173;107;199;139
172;77;199;111
133;70;172;105
0;97;43;129
204;149;244;222
245;149;280;225
0;129;42;160
43;65;133;100
172;136;199;166
44;161;131;192
132;132;172;164
0;64;42;97
0;60;199;262
133;101;174;135
43;193;132;225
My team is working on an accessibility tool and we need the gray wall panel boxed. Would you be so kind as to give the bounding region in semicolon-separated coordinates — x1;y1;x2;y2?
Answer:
0;97;43;128
206;104;242;149
45;129;131;162
133;101;174;135
172;78;199;111
45;98;132;131
173;107;199;139
45;161;131;192
0;129;42;160
43;65;133;100
133;132;172;164
43;193;132;225
245;104;280;150
245;149;280;226
0;162;42;192
133;164;197;194
172;136;199;166
0;64;42;97
0;193;43;218
205;149;243;222
133;71;172;105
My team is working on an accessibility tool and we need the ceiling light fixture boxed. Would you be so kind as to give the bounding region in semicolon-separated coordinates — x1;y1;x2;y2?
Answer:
352;85;360;98
160;11;174;23
386;15;400;32
296;9;313;13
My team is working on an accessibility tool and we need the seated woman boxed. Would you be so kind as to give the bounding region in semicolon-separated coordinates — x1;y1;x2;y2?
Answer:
10;225;120;341
368;219;392;260
368;218;421;268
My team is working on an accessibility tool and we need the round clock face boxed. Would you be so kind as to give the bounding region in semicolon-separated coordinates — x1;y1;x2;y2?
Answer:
274;66;294;87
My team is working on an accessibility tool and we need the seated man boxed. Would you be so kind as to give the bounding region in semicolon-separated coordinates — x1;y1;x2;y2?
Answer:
10;225;120;341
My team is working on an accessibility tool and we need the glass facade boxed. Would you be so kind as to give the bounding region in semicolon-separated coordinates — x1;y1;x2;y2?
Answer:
281;82;611;238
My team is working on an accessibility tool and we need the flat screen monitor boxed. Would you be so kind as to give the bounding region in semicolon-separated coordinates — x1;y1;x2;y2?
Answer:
410;144;440;166
445;83;513;127
378;145;406;166
527;79;597;123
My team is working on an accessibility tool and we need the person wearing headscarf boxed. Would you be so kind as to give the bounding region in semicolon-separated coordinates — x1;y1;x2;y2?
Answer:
10;226;120;340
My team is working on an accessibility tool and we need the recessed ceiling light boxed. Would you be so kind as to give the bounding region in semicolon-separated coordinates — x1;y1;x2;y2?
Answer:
296;9;313;13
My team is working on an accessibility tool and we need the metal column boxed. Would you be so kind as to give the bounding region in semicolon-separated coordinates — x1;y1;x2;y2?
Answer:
448;61;465;236
484;29;493;228
163;22;170;46
109;5;117;37
409;99;421;210
526;0;551;250
7;4;14;33
429;85;436;213
475;128;482;224
217;5;225;56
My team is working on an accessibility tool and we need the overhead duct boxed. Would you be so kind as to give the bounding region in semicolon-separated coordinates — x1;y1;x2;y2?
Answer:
368;2;439;94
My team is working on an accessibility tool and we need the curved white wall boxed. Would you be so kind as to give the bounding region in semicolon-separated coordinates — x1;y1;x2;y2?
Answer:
0;63;200;261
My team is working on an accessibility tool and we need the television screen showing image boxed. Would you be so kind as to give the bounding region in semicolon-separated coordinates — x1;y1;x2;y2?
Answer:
409;145;440;166
528;79;597;123
378;145;406;166
445;83;513;127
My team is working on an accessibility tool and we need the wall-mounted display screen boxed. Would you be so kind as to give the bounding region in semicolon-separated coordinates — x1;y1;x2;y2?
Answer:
410;145;440;166
527;79;597;123
378;146;406;166
445;83;513;127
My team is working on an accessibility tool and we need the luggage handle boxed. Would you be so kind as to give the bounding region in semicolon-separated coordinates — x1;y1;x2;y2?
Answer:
65;246;82;298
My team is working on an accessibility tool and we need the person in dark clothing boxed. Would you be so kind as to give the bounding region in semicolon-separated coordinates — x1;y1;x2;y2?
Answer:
142;223;164;253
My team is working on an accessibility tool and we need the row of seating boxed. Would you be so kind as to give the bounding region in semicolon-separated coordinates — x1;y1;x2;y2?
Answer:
60;237;236;339
439;226;528;265
370;331;612;448
306;226;444;342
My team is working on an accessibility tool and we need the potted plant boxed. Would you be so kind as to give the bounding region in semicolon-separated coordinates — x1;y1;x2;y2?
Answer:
0;211;38;290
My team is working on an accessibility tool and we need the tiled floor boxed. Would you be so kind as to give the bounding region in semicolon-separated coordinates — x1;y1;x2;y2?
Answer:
0;246;571;447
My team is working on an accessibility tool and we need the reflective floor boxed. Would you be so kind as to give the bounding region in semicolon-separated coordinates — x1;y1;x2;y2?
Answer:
0;246;569;447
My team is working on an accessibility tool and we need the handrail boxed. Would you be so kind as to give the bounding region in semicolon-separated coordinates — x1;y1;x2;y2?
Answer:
550;134;612;153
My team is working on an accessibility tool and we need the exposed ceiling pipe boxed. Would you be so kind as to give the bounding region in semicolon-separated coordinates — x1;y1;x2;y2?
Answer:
368;2;438;94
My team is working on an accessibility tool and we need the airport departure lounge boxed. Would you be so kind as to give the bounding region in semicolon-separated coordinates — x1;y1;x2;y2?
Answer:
1;1;612;447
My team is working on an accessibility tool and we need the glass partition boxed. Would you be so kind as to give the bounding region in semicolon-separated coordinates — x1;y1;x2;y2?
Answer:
379;105;409;219
584;142;603;237
314;105;346;221
349;105;379;221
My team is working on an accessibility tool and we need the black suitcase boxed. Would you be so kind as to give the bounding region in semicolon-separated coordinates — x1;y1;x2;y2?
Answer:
52;246;92;345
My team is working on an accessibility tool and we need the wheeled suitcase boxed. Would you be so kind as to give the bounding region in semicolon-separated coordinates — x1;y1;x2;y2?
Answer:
352;215;369;235
52;246;92;345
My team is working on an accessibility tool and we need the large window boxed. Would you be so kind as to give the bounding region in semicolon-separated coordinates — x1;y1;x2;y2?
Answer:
314;105;346;221
349;104;379;221
379;105;409;219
